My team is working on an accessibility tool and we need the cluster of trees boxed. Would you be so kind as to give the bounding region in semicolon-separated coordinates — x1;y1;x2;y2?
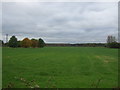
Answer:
1;35;119;48
5;36;45;48
106;35;120;48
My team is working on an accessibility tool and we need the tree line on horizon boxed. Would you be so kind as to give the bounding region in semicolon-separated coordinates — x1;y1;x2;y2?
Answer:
0;35;120;48
1;36;45;48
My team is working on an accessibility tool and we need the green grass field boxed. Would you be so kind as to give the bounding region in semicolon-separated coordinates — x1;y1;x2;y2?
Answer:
2;47;118;88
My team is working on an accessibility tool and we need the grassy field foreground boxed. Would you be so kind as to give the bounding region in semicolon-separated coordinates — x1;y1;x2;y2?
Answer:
2;47;118;88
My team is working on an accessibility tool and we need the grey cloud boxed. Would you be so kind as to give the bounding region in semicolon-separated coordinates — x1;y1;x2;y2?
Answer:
2;2;118;43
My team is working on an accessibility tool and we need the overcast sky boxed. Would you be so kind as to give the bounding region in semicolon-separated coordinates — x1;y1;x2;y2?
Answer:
2;2;118;43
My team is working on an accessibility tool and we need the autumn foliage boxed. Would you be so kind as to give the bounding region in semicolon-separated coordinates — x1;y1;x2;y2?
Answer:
31;39;38;48
21;38;45;48
21;38;32;48
7;36;45;48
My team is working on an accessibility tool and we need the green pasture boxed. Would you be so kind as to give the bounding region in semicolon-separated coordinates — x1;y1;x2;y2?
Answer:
2;47;118;88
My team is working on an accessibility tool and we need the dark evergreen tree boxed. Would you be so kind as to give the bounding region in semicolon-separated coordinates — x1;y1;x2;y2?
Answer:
2;40;4;45
8;36;18;47
0;40;2;47
38;38;45;48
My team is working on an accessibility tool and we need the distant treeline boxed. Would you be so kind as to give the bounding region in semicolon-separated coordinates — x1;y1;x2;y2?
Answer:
0;35;120;48
46;42;120;48
46;43;106;47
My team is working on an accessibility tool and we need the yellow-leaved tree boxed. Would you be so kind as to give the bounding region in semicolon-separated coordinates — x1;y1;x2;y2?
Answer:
21;38;32;48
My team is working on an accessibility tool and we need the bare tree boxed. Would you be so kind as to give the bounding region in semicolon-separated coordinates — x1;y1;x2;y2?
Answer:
107;35;116;43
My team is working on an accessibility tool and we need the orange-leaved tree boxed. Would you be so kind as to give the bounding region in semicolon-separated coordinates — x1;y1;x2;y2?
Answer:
31;39;38;48
21;38;32;48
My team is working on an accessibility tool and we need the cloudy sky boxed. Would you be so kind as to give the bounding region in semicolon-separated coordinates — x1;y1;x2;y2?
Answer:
2;2;118;43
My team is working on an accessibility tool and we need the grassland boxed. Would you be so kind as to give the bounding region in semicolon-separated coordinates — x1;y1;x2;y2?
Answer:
2;47;118;88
